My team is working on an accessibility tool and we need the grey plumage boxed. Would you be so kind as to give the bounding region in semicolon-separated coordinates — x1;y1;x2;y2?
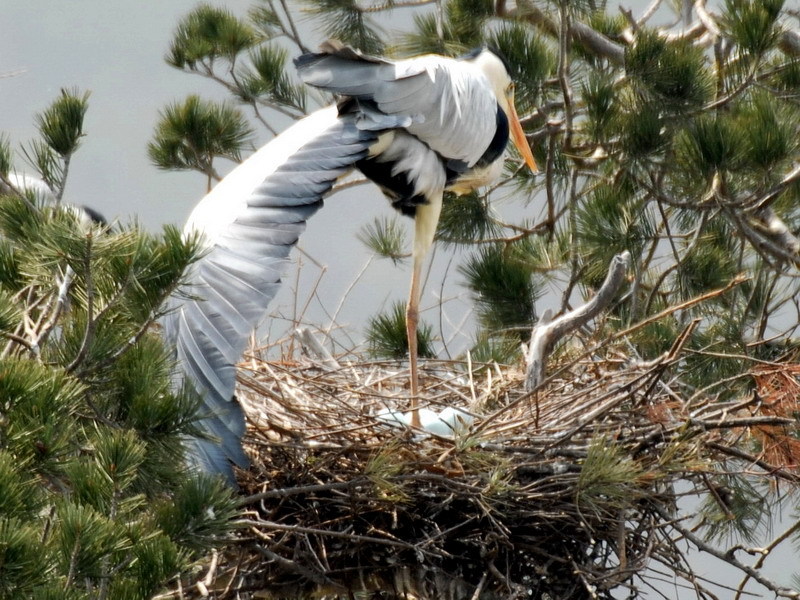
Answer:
161;107;375;482
295;42;499;173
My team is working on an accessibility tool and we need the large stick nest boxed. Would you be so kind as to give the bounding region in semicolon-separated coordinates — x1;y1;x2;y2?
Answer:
170;349;800;599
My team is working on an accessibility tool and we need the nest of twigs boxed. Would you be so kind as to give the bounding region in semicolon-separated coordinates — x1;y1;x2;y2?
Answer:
170;347;800;600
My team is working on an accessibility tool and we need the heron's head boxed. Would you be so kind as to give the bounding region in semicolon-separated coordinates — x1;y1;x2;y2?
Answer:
465;47;538;172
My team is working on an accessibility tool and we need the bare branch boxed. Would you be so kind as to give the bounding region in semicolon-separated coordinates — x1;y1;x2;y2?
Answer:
653;504;800;599
514;4;625;65
524;251;631;391
694;0;721;38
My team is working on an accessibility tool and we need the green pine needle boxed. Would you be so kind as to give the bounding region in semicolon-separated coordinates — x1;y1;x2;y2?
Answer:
0;288;21;334
677;243;738;299
582;73;618;141
0;239;22;291
0;357;85;467
0;518;46;595
399;0;493;55
489;23;555;113
436;191;498;246
577;439;648;517
167;4;260;68
122;534;186;598
722;0;783;55
247;1;282;36
366;300;435;359
34;88;89;157
627;29;712;109
154;474;239;553
398;14;458;56
620;101;666;159
460;244;539;338
698;474;769;544
467;334;521;367
0;453;41;520
306;0;384;54
237;44;307;111
675;115;742;178
0;135;11;178
736;90;794;171
357;215;408;264
576;183;652;287
20;139;61;192
55;501;130;580
93;428;147;491
148;95;253;174
445;0;493;48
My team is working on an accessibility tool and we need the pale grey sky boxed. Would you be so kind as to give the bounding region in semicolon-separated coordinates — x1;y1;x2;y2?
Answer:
2;4;797;594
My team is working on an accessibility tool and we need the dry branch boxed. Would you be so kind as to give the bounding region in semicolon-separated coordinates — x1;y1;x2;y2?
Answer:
524;251;630;391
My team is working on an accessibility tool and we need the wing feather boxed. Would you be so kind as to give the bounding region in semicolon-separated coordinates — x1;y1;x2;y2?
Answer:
161;107;376;482
295;47;497;167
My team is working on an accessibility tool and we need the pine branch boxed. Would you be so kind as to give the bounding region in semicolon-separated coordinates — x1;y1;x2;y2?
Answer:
360;0;435;11
32;266;75;356
65;240;95;372
706;441;800;485
278;0;311;53
750;207;800;257
726;206;800;268
557;2;574;153
514;3;625;65
753;163;800;211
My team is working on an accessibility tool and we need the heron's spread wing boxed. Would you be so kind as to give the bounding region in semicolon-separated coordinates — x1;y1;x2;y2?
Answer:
161;106;375;482
295;46;498;169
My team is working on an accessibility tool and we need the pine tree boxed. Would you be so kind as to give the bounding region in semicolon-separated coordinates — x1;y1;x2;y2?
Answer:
0;90;239;599
152;0;800;596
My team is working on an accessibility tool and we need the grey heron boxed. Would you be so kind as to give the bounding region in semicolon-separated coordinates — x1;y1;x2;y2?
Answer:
162;43;537;482
296;42;538;427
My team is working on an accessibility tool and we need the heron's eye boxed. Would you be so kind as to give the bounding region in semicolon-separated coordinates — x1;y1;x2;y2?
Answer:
505;83;515;97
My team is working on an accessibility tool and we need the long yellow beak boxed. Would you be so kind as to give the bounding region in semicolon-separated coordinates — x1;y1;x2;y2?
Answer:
507;96;538;172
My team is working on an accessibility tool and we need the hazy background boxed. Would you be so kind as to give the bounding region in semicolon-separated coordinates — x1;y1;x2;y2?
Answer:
1;1;795;595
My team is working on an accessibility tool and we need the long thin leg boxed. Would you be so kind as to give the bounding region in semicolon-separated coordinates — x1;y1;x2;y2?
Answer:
406;254;423;427
407;191;443;429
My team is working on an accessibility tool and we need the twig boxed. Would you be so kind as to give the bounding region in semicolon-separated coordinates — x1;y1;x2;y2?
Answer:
512;5;625;65
694;0;720;38
653;504;800;599
66;240;96;372
734;518;800;600
360;0;434;12
241;518;427;552
324;256;373;337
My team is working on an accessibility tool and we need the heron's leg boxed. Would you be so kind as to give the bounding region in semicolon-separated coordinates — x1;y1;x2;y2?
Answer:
407;191;443;428
406;254;423;427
